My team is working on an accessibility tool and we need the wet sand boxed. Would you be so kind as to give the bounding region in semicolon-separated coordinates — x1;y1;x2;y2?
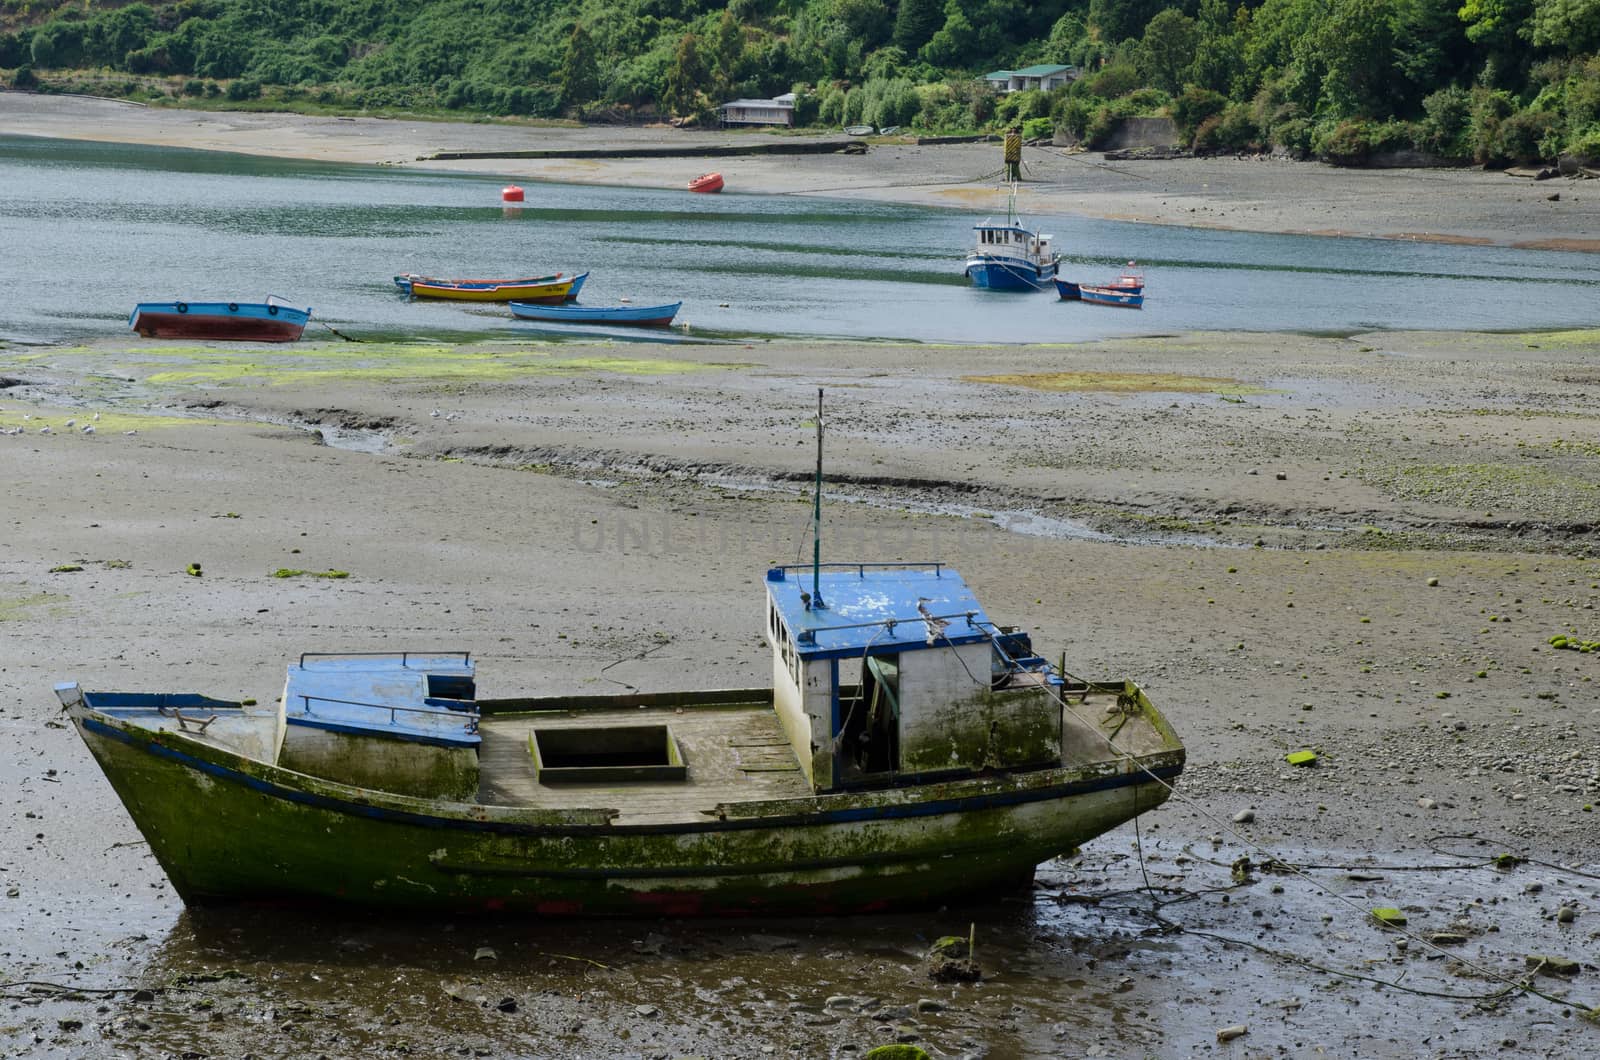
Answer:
3;93;1598;249
2;330;1598;1056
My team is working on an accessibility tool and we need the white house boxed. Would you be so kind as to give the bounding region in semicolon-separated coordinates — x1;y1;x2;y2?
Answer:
717;93;795;128
981;64;1077;94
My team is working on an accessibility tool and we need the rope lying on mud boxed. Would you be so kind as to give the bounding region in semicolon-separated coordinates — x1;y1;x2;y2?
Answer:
0;979;160;997
980;624;1599;1017
317;322;365;342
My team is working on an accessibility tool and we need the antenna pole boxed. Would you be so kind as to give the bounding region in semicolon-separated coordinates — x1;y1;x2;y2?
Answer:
811;387;825;610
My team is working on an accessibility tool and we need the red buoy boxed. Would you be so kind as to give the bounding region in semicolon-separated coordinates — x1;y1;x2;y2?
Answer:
501;185;524;202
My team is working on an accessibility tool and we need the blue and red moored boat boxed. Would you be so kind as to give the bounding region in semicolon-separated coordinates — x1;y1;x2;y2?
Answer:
128;298;312;342
1078;284;1144;308
1056;262;1145;305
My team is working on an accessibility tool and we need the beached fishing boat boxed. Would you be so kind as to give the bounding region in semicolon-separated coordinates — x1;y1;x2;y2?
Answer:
1079;284;1144;308
844;124;874;136
508;301;682;327
964;186;1059;291
688;172;724;193
406;272;588;303
57;397;1183;916
128;298;311;342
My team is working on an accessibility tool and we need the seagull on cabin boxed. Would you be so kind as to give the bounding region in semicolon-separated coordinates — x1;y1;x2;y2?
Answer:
916;598;948;646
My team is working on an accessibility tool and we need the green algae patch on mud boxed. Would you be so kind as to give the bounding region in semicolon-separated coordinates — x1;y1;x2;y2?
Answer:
0;402;239;434
0;590;68;622
962;371;1270;396
135;342;744;387
1355;461;1600;521
271;568;350;579
1508;328;1600;348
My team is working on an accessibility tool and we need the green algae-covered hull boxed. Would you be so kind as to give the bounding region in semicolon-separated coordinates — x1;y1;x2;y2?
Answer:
65;696;1184;916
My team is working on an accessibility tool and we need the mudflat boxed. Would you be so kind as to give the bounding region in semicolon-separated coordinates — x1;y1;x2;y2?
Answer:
2;328;1597;1056
3;92;1597;250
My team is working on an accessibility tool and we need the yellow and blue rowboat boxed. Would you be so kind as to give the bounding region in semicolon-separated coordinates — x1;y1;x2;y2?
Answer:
407;271;588;303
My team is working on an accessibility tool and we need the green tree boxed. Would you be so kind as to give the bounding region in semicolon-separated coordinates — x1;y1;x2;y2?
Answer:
559;23;599;108
1457;0;1535;83
1137;9;1198;94
664;32;709;120
1189;0;1245;95
1089;0;1171;44
1530;0;1600;51
894;0;944;52
711;8;745;98
1317;0;1398;117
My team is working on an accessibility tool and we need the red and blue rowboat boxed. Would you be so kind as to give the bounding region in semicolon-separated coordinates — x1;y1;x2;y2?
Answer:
129;299;311;342
393;271;582;299
509;301;682;327
1078;285;1144;308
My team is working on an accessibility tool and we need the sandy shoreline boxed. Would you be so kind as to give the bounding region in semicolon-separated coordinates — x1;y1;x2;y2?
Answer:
5;92;1599;250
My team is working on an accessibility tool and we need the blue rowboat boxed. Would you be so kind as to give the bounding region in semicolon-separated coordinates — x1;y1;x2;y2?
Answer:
509;300;682;328
1078;284;1144;308
128;299;311;342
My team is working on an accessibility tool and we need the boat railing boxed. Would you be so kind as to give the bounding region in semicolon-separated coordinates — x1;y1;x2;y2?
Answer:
298;650;472;669
793;608;981;643
291;692;480;733
770;561;944;578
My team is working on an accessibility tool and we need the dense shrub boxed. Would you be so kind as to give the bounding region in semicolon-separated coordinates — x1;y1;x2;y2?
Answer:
1171;85;1226;144
1312;119;1414;164
1192;101;1258;152
1468;87;1518;164
1494;108;1559;163
224;76;260;100
1021;115;1053;139
1420;86;1472;157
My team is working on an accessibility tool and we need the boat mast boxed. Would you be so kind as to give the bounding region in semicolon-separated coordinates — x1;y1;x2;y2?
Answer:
811;387;826;611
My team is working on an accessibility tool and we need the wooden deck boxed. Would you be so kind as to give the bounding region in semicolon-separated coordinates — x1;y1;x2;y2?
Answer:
476;704;811;824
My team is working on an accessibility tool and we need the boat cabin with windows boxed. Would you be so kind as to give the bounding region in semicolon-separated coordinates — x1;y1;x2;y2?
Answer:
764;563;1062;793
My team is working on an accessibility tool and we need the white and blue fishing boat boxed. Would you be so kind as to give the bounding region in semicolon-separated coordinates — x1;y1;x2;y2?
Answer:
56;394;1183;916
964;185;1059;291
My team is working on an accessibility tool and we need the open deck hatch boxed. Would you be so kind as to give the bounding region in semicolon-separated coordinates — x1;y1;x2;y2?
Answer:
530;724;686;783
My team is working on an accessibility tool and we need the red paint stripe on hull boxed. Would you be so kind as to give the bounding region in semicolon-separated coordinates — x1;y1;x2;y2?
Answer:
133;313;306;342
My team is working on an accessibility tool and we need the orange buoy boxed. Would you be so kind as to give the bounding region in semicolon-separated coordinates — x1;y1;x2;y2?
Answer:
501;185;524;202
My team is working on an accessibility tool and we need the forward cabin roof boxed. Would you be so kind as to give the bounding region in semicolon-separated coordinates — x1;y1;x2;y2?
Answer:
765;565;993;660
284;652;478;747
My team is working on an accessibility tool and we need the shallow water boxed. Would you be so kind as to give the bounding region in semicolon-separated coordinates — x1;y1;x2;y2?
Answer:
3;134;1599;346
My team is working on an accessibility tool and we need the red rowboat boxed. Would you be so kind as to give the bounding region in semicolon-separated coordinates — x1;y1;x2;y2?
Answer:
688;172;724;194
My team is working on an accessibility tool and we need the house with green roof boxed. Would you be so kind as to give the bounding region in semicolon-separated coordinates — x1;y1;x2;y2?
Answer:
981;64;1077;94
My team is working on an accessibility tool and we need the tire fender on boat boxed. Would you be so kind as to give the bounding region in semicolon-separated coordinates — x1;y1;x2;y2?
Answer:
175;301;188;313
227;302;239;312
267;304;279;315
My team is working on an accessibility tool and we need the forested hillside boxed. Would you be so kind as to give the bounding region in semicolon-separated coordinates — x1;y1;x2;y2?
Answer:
2;0;1597;165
